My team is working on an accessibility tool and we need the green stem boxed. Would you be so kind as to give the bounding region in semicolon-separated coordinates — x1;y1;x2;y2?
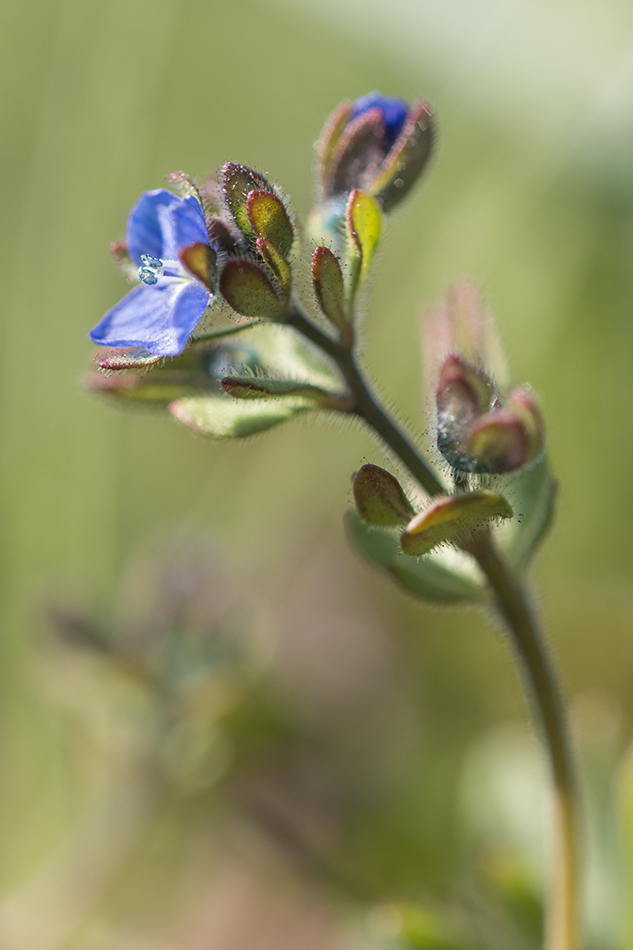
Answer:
288;308;580;949
472;535;579;950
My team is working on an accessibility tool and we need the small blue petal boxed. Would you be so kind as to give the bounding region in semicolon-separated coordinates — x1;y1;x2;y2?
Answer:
170;195;208;253
350;91;409;147
89;280;210;356
126;190;181;267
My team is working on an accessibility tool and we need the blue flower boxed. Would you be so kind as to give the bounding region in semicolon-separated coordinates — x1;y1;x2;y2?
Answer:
349;91;409;148
90;189;212;357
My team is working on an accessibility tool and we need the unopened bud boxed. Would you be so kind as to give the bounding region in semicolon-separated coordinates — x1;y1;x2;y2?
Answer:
462;388;545;474
353;464;414;527
436;354;496;470
315;92;434;219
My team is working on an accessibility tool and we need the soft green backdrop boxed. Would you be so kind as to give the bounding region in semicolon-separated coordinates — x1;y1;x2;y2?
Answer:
1;0;632;942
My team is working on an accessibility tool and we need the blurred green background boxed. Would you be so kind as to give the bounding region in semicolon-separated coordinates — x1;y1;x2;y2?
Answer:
1;0;633;947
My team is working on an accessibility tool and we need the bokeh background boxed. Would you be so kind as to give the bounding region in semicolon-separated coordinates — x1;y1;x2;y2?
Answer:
1;0;633;947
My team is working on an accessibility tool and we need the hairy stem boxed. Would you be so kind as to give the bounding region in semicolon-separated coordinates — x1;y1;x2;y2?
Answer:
289;308;579;949
472;535;579;950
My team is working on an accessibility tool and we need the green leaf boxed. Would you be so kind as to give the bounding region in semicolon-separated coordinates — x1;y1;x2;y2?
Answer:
219;259;284;319
345;511;483;605
247;190;294;256
401;490;513;557
169;393;312;439
501;458;558;572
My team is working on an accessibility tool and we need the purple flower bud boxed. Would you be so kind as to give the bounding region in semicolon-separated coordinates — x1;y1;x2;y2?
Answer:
427;284;545;476
349;92;409;148
314;92;434;218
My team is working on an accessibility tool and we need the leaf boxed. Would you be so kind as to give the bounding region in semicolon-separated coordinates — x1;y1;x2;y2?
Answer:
401;490;513;557
247;190;294;256
219;259;284;319
501;458;558;572
345;511;483;605
352;463;414;526
169;393;312;439
311;246;348;332
345;189;382;299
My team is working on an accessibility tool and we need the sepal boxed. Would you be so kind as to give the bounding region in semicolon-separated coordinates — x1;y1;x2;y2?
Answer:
370;100;434;212
246;190;294;257
345;189;382;301
180;242;217;292
222;163;273;239
311;246;349;334
166;170;200;200
255;237;292;302
219;258;286;319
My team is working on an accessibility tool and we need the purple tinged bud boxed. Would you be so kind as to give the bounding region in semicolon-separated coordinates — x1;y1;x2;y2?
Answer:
349;92;409;147
353;464;415;527
427;283;544;476
315;93;435;215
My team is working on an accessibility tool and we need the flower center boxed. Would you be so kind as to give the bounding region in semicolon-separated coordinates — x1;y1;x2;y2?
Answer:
138;254;164;285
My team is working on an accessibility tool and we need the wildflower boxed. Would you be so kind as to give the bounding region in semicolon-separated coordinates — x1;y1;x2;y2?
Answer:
89;189;215;357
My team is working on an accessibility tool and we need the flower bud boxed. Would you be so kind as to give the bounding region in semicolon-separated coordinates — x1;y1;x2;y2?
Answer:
449;387;545;475
352;464;414;527
427;283;545;476
315;92;434;216
435;354;497;470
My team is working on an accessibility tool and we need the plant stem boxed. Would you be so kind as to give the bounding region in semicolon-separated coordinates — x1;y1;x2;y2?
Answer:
289;308;579;949
472;534;579;950
287;310;445;497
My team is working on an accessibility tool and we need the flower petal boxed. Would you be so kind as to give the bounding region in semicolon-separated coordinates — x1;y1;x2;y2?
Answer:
89;280;209;356
126;190;181;267
170;195;208;253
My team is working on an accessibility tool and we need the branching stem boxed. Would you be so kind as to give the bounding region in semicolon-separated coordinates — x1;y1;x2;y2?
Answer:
288;306;580;950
